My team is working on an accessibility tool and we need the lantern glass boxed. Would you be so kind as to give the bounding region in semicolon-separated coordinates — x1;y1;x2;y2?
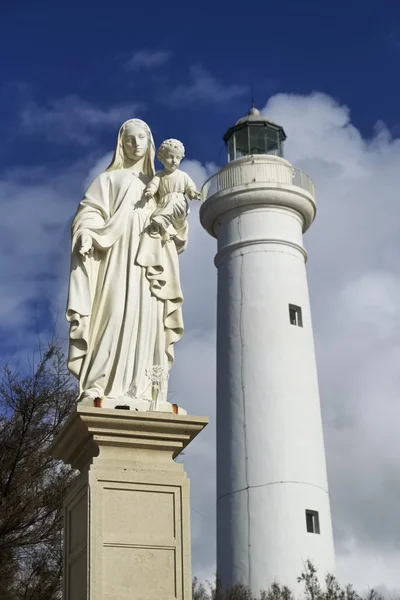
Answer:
227;136;235;162
225;120;285;161
234;127;249;158
266;128;280;155
249;125;267;155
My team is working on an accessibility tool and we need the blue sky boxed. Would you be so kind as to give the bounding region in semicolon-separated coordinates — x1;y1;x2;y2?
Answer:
2;0;400;592
2;0;400;169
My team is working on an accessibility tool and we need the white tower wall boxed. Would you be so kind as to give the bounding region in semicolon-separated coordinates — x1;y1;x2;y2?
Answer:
200;155;335;592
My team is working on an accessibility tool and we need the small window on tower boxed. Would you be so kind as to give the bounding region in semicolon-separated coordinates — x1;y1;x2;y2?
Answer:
305;510;320;534
289;304;303;327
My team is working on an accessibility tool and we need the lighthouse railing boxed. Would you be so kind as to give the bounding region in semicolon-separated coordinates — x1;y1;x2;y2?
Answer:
201;160;314;202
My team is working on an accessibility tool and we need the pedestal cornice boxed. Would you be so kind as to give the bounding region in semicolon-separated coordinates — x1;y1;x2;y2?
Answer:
50;406;209;471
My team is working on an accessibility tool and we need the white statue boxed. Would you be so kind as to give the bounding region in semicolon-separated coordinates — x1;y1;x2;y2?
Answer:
145;139;201;241
66;119;190;412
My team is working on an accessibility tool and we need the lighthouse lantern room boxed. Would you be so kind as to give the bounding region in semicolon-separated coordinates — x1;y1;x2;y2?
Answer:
224;105;287;161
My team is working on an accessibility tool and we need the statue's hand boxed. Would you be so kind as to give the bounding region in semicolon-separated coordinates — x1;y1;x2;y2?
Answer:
172;197;187;219
144;190;153;199
192;190;202;201
79;233;93;256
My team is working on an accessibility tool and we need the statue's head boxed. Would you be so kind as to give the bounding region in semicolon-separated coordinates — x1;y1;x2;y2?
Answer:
157;138;185;174
106;119;155;177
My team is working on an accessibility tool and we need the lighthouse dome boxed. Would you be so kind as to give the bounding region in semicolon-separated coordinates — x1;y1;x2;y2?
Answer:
235;105;280;127
224;104;287;161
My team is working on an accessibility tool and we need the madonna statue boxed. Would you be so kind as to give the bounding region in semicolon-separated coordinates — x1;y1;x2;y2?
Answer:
66;119;189;412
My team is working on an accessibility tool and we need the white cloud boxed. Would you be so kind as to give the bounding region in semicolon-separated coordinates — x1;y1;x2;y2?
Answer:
0;156;96;357
170;332;217;583
337;540;400;593
124;49;172;71
83;151;113;189
176;159;218;335
340;272;400;337
19;95;143;145
162;66;248;107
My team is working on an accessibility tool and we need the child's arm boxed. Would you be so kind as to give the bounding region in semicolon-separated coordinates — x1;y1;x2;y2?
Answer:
145;175;160;198
184;173;202;201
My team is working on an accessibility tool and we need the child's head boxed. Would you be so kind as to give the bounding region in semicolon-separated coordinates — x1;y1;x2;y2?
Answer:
157;139;185;172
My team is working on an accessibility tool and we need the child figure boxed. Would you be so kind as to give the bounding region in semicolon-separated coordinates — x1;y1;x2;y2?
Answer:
145;139;201;241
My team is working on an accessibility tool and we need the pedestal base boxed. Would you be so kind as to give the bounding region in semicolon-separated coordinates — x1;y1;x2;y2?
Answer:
50;406;208;600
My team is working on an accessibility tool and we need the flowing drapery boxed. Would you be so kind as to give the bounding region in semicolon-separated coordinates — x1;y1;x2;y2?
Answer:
67;168;188;402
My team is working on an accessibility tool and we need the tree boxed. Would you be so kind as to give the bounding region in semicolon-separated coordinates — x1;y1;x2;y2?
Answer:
0;343;76;600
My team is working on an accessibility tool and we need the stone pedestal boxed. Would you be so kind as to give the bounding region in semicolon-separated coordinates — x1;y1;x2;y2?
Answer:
50;406;208;600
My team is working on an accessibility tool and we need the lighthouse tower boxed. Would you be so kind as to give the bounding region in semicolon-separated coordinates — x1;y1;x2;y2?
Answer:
200;106;335;592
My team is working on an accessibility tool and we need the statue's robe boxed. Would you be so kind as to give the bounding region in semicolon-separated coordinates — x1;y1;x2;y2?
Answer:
67;168;187;402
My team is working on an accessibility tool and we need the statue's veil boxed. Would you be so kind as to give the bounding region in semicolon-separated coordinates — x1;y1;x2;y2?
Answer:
105;119;155;178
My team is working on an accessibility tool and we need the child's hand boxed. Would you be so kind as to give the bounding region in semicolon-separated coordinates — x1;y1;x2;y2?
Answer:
193;190;202;201
188;189;202;201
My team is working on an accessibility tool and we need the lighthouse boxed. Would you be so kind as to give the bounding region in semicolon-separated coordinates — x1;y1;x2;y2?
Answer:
200;106;335;591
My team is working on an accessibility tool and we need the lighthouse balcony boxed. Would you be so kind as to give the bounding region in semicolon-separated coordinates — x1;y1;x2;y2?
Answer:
200;154;316;237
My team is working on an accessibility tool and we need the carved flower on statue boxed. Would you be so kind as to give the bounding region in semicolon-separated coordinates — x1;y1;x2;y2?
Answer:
145;365;169;390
